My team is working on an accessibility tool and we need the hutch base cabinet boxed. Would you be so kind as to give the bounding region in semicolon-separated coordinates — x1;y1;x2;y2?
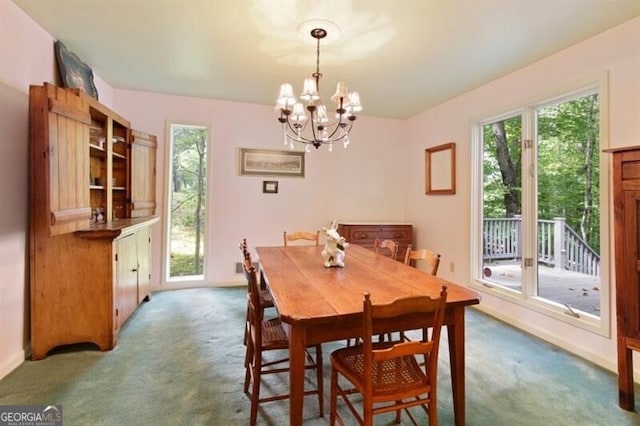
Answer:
30;219;157;360
29;83;157;360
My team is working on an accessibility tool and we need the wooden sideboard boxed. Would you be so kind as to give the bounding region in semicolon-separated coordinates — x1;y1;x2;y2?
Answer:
337;222;413;261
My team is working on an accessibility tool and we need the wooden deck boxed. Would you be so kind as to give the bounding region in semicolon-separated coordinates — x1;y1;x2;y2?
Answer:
482;261;601;316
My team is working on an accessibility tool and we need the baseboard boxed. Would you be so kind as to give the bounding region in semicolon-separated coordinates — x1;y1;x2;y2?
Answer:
157;279;244;291
0;348;27;380
472;305;618;374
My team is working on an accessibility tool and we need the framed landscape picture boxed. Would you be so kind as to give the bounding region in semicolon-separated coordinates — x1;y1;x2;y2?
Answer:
239;148;305;177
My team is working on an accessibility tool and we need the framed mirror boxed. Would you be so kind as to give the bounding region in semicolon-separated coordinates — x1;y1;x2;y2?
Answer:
425;142;456;195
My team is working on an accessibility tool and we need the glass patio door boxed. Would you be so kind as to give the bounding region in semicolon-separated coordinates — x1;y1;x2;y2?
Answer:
535;94;600;316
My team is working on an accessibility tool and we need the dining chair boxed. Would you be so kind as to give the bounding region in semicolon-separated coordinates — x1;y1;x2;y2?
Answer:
404;244;441;275
373;238;399;260
348;236;399;347
389;244;443;343
283;230;320;247
329;287;448;426
239;239;273;346
243;259;324;425
346;236;397;348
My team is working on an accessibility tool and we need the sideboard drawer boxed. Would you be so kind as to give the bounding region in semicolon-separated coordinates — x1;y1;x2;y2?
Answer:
337;223;413;261
351;227;411;242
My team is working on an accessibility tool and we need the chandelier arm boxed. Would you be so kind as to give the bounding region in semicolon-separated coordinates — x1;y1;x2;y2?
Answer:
323;115;350;140
327;121;353;143
282;120;300;139
282;117;353;146
282;118;315;144
284;115;310;135
309;109;322;144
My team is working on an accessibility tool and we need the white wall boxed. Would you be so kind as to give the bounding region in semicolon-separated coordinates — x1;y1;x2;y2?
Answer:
0;0;117;378
113;90;406;285
405;17;640;373
0;0;52;379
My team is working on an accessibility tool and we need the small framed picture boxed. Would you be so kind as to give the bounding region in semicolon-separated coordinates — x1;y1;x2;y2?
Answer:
263;180;278;194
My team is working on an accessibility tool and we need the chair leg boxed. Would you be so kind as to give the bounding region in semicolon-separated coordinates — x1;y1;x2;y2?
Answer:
249;349;262;426
329;367;338;426
395;400;402;423
315;344;324;417
363;400;373;426
428;391;438;426
243;331;254;393
243;305;249;346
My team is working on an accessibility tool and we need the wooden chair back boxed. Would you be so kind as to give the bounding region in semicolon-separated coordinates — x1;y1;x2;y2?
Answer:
239;237;248;254
243;258;260;316
362;287;447;422
373;238;399;260
283;230;320;247
404;244;441;275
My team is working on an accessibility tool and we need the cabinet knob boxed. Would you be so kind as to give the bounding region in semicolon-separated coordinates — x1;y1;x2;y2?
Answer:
131;268;138;272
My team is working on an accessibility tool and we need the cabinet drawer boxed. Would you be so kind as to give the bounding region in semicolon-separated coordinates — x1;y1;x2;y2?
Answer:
622;161;640;180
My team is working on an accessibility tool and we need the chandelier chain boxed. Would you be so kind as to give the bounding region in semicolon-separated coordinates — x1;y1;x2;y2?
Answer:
314;34;322;89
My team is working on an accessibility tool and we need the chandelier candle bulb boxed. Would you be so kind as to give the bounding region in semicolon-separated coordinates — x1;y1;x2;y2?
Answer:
348;92;362;112
291;103;307;123
301;78;319;101
316;105;329;124
277;83;295;108
331;82;349;103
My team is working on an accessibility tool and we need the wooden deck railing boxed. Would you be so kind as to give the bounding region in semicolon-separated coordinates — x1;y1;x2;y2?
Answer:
483;217;600;276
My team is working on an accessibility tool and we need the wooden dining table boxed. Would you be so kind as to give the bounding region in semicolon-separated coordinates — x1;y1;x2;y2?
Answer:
255;244;480;426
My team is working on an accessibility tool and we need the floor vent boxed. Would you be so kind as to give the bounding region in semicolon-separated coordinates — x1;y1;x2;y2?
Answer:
235;261;257;274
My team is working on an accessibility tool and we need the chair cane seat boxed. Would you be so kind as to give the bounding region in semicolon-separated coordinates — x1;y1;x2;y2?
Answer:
331;343;430;397
261;317;288;348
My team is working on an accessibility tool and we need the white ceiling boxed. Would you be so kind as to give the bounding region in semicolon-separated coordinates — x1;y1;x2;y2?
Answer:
12;0;640;119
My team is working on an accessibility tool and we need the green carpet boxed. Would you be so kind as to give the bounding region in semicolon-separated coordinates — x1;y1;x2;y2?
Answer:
1;287;639;425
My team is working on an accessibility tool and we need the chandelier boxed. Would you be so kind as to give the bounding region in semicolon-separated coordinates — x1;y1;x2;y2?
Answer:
275;26;362;151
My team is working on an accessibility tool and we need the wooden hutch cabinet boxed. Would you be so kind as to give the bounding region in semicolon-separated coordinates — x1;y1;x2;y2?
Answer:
337;222;413;261
606;145;640;410
29;83;158;360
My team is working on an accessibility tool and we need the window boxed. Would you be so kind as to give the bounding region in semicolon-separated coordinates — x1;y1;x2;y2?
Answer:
471;79;610;334
164;123;210;286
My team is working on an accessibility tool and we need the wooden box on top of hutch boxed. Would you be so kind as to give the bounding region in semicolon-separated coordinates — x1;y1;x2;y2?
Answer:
29;83;158;360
